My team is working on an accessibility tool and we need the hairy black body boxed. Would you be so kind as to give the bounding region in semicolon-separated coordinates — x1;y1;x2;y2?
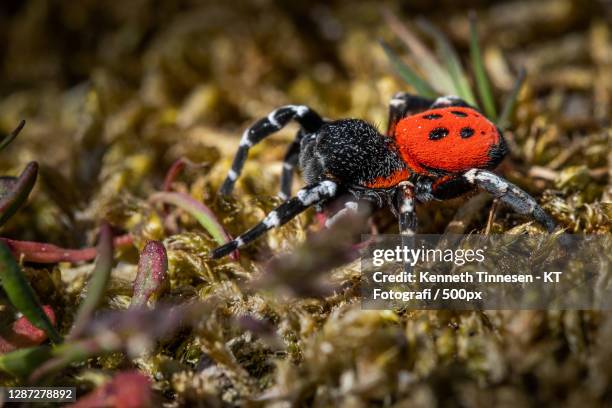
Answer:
300;119;405;186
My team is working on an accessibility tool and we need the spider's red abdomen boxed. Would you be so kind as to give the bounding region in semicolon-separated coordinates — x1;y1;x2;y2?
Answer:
395;106;506;174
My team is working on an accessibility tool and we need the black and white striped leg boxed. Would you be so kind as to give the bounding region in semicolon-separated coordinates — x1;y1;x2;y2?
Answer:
395;183;417;237
430;95;473;109
387;93;434;136
395;183;417;272
463;169;557;232
219;105;324;195
278;130;304;201
211;180;338;259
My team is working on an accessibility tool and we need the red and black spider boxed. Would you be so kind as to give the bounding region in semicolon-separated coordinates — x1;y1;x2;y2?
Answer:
211;93;559;259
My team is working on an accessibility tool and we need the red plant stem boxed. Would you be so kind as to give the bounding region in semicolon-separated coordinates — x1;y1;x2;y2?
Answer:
162;158;188;192
0;234;133;264
162;157;206;192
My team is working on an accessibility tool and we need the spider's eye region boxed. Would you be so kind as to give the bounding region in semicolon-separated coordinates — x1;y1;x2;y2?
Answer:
450;110;468;117
460;127;475;138
428;127;449;140
422;113;443;120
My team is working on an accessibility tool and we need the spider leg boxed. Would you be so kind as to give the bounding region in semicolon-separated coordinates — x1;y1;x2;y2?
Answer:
430;175;473;200
387;93;434;136
394;183;417;272
211;180;338;259
219;105;324;195
430;95;474;109
463;169;557;232
394;183;417;236
278;129;304;201
323;199;375;228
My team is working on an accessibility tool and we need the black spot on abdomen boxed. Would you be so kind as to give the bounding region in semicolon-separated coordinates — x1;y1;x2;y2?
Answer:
450;110;468;117
423;113;442;120
429;127;449;140
460;127;475;138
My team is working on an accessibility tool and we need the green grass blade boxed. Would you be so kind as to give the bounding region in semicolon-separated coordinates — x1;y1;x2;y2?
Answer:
416;19;477;106
379;41;437;98
0;120;25;152
382;9;454;95
497;68;527;129
0;345;53;378
149;191;239;259
469;12;497;119
0;162;38;227
0;242;62;343
69;222;114;339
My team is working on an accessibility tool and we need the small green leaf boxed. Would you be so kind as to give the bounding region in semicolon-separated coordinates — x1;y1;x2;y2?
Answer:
150;192;236;252
0;120;25;152
416;19;477;106
497;68;527;129
469;12;497;119
0;345;53;378
0;242;62;344
0;162;38;227
69;222;114;339
379;41;437;98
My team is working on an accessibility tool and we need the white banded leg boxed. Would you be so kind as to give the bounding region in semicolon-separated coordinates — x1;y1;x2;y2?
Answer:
395;183;417;272
211;180;338;259
463;169;557;232
219;105;324;195
430;95;472;109
395;183;417;236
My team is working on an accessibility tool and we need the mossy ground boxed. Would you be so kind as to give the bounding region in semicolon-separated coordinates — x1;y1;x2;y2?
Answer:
0;1;610;406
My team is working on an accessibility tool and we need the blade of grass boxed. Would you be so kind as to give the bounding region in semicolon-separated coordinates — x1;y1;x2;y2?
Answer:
469;12;497;119
416;18;477;106
0;241;62;343
0;162;38;227
381;8;454;94
149;191;239;260
30;337;120;382
497;68;527;129
0;120;25;152
69;222;114;339
379;40;437;98
0;345;53;378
